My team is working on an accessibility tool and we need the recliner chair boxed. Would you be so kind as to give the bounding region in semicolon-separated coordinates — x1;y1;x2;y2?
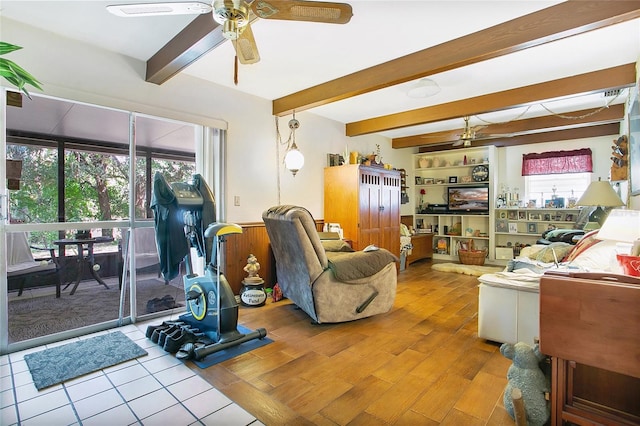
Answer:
262;205;398;323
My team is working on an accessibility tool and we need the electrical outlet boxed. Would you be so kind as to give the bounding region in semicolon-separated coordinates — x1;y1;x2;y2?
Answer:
234;196;240;206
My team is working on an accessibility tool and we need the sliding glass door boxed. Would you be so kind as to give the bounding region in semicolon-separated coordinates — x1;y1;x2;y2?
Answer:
1;91;212;353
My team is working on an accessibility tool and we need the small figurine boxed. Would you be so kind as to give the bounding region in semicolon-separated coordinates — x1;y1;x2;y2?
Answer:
243;254;261;278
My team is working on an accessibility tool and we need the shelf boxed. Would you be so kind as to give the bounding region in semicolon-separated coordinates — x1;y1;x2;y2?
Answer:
417;212;489;215
414;147;496;262
416;162;489;172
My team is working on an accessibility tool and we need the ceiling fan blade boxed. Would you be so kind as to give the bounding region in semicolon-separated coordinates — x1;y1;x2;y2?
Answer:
106;2;212;17
251;0;353;24
475;132;515;140
232;23;260;64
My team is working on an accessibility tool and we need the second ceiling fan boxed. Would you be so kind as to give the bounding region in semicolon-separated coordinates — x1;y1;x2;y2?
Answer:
108;1;353;82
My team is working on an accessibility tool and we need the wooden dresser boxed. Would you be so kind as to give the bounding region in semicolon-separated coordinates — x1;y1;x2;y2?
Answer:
539;272;640;426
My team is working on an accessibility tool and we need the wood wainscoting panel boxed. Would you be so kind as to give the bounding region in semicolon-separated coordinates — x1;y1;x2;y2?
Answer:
223;220;324;295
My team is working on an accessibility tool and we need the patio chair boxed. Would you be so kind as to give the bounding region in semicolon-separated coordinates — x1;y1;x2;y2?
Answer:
118;227;168;287
7;232;62;298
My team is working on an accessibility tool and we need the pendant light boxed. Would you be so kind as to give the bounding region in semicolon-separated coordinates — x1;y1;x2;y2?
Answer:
283;114;304;176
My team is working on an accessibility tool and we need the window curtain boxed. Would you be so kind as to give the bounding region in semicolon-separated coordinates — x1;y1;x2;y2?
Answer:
522;148;592;176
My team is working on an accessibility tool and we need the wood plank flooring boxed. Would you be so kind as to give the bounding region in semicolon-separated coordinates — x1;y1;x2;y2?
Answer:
186;261;516;425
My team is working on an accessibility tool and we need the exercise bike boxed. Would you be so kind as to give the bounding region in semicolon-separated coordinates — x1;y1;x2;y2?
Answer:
148;173;267;360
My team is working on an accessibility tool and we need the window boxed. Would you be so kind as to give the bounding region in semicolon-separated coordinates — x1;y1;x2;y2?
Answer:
522;148;592;176
524;172;591;206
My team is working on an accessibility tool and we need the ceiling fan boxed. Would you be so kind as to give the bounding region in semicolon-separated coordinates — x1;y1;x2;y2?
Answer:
452;116;483;147
420;116;515;148
107;1;353;81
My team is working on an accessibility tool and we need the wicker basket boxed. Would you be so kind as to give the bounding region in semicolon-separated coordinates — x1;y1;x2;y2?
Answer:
458;239;487;265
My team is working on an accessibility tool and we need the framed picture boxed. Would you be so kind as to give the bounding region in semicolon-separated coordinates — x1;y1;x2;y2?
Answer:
518;211;527;220
565;214;574;222
508;222;518;233
553;212;564;221
496;219;508;232
415;176;422;185
499;211;507;219
449;176;458;183
527;199;537;208
527;222;537;233
529;213;541;221
508;211;517;220
424;177;434;184
545;198;565;208
543;213;551;221
461;176;472;183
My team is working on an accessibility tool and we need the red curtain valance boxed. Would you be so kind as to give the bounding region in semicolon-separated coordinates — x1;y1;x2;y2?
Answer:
522;148;593;176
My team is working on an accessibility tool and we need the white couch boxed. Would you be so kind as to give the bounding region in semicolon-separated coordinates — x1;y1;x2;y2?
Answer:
477;234;621;345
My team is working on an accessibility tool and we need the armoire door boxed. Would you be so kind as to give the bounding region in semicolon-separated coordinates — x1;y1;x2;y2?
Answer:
380;170;401;258
358;167;381;250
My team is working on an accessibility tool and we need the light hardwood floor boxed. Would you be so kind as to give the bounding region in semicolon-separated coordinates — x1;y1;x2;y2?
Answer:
186;261;516;425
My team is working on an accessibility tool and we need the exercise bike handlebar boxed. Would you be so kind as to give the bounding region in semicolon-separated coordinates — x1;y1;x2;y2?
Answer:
204;223;243;238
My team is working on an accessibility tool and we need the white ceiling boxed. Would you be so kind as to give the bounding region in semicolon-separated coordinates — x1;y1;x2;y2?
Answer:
1;0;639;141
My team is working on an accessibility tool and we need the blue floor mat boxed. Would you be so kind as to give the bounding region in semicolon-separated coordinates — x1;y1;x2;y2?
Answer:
191;325;272;369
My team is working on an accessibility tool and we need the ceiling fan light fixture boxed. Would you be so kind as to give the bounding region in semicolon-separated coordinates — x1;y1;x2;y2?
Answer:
222;19;245;39
407;78;441;99
213;0;250;39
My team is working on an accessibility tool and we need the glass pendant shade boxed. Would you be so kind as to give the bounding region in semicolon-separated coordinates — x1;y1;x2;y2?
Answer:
284;143;304;176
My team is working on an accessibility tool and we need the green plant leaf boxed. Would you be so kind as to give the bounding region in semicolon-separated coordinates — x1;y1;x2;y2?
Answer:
0;42;23;56
3;58;42;89
0;42;42;99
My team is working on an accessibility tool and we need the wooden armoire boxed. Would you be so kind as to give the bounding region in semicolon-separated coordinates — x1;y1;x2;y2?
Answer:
324;165;401;258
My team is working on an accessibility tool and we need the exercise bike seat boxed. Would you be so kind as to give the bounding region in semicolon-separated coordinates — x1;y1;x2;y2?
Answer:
204;222;243;238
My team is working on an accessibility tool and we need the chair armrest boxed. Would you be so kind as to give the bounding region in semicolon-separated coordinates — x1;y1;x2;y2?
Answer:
29;245;60;267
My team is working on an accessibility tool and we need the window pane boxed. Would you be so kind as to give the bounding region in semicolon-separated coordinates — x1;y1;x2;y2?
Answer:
524;172;591;206
64;149;130;221
7;144;58;224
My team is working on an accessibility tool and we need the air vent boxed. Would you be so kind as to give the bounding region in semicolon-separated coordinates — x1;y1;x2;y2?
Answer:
603;89;621;97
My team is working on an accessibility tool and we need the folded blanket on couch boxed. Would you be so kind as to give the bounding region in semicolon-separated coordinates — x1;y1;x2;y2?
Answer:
326;250;398;281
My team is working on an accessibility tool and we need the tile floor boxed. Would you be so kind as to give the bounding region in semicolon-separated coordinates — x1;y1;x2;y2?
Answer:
0;316;263;426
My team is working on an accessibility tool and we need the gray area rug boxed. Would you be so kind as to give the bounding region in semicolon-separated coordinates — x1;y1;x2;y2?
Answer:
24;331;147;390
8;278;185;343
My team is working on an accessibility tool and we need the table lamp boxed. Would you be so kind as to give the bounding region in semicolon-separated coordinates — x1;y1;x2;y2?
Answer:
576;177;624;226
596;209;640;276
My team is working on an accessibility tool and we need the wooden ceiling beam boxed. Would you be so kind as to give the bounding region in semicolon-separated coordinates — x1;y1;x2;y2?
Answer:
348;63;635;137
416;123;620;153
146;14;225;85
272;1;640;116
392;104;625;148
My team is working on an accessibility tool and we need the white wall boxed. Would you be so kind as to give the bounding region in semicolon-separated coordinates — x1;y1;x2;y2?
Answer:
1;17;413;222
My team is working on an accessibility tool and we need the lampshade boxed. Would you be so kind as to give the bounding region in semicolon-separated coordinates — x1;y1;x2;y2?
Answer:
596;209;640;243
576;177;624;225
284;142;304;176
